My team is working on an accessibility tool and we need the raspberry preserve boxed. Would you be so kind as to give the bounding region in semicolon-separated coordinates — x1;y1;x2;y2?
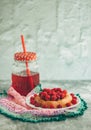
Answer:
11;52;40;96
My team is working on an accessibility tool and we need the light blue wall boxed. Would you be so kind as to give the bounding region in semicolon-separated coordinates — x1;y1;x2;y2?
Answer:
0;0;91;81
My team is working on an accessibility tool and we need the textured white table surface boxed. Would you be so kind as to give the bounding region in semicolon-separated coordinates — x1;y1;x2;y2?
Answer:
0;80;91;130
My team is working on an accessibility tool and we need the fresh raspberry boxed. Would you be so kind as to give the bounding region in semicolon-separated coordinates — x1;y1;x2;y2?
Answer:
43;88;48;92
57;104;62;108
30;96;34;101
62;90;67;95
56;95;60;100
43;88;51;95
70;93;75;98
57;91;61;95
73;96;77;100
30;97;35;105
40;93;44;99
51;90;56;96
56;88;62;92
39;92;42;96
52;88;57;91
44;95;50;101
47;90;51;95
71;98;77;105
66;103;71;107
50;104;54;108
35;102;40;107
70;93;77;102
59;93;63;99
34;94;37;97
43;88;50;92
61;92;66;99
43;91;48;97
42;104;47;108
51;95;57;101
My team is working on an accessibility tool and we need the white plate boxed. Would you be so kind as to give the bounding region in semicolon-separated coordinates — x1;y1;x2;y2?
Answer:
26;94;80;111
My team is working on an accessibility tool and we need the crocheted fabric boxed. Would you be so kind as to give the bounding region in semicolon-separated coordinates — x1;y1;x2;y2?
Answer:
0;85;87;123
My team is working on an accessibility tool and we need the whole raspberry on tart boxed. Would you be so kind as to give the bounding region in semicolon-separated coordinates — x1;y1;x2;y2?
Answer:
30;88;78;109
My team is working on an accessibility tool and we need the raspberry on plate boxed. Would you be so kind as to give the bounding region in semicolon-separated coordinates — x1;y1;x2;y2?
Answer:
57;104;62;108
71;98;77;105
66;103;71;107
50;104;54;108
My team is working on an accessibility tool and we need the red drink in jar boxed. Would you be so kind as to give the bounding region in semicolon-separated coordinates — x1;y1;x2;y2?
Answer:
12;71;39;96
12;52;40;96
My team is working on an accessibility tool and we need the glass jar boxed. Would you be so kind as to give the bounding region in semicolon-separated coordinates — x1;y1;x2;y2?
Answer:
11;52;40;96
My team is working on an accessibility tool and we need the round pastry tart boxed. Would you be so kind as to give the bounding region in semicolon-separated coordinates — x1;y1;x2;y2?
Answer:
28;88;78;109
